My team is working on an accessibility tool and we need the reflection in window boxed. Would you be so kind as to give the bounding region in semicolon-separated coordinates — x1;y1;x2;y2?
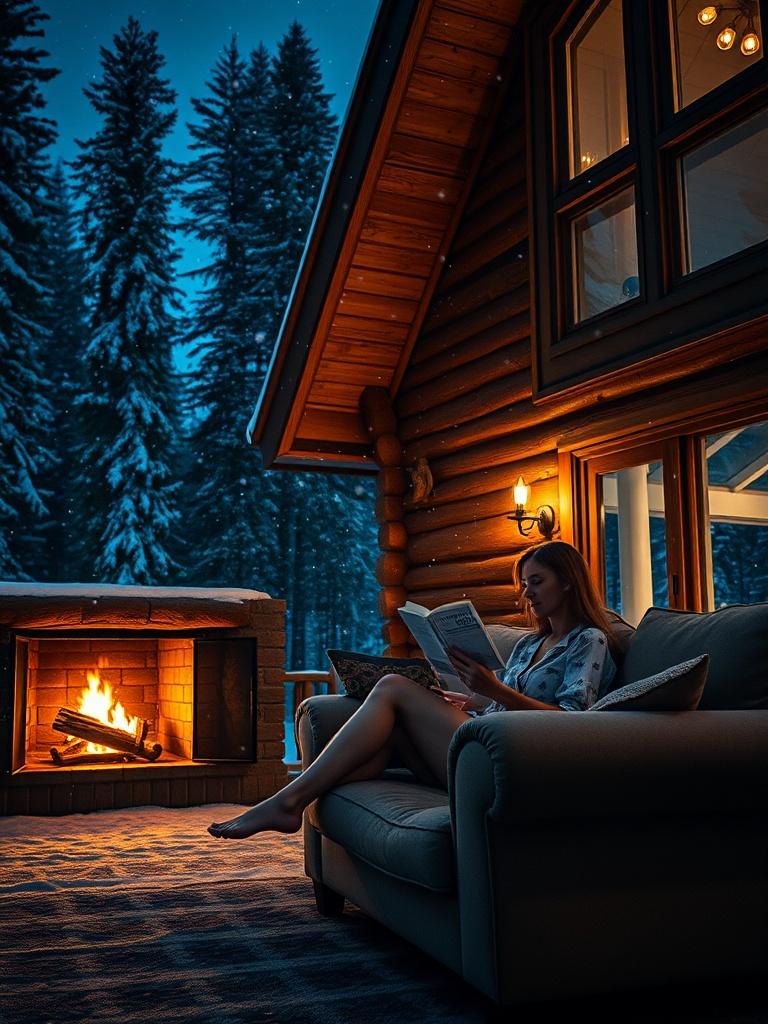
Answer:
602;463;668;625
670;0;762;110
572;187;638;322
682;108;768;273
706;421;768;606
567;0;628;177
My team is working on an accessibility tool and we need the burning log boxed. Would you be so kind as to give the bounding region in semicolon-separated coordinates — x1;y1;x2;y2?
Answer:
50;738;137;767
52;707;162;761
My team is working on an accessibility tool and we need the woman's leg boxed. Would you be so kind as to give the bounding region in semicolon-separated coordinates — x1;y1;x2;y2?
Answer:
208;675;469;839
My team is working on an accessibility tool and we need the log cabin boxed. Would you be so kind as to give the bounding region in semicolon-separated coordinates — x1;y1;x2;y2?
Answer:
248;0;768;653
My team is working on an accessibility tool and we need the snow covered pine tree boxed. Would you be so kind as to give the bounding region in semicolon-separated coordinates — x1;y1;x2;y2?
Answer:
37;161;88;581
0;0;57;579
73;18;181;584
182;38;282;587
265;23;379;666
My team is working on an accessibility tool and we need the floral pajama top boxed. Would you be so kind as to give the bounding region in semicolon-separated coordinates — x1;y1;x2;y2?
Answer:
479;625;617;715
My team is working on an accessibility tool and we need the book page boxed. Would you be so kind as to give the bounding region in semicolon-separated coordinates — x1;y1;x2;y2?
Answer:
396;608;468;691
427;603;504;670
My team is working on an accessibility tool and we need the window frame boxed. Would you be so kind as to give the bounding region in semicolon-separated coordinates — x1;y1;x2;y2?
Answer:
528;0;768;401
558;396;768;614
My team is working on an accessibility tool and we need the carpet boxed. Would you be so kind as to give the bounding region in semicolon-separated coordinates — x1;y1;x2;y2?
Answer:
0;805;485;1024
1;806;767;1024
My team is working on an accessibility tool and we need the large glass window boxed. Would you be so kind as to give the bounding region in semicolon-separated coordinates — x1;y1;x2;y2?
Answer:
682;107;768;272
571;187;639;322
602;462;668;623
670;0;763;110
705;420;768;606
529;0;768;397
567;0;629;178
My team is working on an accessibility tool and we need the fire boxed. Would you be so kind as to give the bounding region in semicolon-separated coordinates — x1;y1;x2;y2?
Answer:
71;669;140;754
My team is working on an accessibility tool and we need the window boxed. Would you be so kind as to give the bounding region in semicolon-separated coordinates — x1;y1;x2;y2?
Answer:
529;0;768;398
560;405;768;615
705;419;768;605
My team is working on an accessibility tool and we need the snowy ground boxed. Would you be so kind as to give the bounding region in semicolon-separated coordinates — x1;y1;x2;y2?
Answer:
0;804;304;894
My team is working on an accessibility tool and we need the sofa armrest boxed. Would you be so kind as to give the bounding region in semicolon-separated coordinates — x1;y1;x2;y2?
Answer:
448;708;768;822
295;694;361;769
448;709;768;1002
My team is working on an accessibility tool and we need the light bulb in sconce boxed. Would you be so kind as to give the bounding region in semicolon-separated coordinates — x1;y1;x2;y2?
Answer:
697;5;719;25
716;23;737;48
508;476;556;538
741;30;760;54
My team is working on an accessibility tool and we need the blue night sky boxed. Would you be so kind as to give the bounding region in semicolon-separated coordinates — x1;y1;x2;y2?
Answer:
39;0;379;343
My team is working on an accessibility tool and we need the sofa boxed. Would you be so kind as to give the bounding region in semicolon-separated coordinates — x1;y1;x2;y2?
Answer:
295;605;768;1005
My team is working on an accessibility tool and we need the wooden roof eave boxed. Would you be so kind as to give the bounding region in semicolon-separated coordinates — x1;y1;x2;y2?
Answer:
247;0;421;471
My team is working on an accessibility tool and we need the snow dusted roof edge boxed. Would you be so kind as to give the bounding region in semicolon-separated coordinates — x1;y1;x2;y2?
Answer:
247;0;420;468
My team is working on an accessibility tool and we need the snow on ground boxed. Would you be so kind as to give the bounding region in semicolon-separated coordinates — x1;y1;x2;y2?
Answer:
0;804;304;894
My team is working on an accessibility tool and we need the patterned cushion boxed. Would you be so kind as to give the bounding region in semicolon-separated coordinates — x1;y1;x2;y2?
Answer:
589;654;708;711
326;650;439;700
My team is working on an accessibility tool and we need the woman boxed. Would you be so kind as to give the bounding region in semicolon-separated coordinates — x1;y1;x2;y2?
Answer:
208;540;619;840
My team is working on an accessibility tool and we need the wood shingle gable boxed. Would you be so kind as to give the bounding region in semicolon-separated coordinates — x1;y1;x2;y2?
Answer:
248;0;525;469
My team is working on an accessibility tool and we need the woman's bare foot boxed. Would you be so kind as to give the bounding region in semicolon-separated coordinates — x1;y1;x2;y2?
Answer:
207;793;304;839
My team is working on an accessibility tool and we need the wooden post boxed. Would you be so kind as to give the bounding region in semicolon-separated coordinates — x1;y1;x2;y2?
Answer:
360;387;410;657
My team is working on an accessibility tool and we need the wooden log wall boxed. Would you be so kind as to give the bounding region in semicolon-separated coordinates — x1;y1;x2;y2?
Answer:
391;68;544;636
390;54;768;645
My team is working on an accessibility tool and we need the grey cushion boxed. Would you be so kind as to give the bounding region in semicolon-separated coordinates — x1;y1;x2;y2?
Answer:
621;605;768;710
306;779;454;892
590;654;708;711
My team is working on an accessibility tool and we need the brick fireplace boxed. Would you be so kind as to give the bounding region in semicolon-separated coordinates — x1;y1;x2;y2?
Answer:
0;584;288;815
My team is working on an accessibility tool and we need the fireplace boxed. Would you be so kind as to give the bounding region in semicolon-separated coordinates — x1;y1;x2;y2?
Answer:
0;584;288;815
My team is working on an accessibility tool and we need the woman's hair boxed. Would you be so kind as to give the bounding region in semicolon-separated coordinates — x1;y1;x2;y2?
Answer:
516;541;626;659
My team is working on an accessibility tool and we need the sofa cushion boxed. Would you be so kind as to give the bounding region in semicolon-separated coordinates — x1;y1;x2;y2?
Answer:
306;779;454;893
620;604;768;710
589;654;708;711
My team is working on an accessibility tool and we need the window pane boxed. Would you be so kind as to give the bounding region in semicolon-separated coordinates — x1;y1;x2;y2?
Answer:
706;421;768;607
682;108;768;273
602;462;668;625
567;0;629;177
572;187;638;322
670;0;763;111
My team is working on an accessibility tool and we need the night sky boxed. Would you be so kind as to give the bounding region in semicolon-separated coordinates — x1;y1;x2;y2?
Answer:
38;0;379;340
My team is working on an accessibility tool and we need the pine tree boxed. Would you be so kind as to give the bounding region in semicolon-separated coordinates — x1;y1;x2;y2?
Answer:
36;161;87;580
72;18;180;584
0;0;57;579
181;38;281;586
268;22;337;311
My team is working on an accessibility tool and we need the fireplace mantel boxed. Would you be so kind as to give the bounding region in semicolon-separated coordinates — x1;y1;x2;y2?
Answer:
0;583;274;631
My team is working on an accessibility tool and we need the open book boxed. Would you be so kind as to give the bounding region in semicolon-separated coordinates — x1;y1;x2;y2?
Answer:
398;599;505;693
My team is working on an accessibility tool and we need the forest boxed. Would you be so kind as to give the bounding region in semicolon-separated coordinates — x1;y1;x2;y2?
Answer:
0;0;380;669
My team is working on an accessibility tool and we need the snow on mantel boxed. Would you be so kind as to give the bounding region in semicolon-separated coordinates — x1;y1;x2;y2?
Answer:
0;583;271;604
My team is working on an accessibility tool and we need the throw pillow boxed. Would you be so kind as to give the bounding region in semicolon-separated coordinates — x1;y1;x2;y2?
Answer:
621;604;768;709
589;654;708;711
326;649;440;700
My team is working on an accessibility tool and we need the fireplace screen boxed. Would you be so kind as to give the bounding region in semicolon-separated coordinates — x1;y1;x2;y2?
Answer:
10;634;256;772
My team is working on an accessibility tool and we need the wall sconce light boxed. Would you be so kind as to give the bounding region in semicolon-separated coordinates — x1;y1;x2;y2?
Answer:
697;2;761;56
508;476;556;538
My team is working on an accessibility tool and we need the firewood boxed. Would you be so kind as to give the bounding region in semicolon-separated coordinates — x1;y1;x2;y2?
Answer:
50;738;136;766
52;707;162;761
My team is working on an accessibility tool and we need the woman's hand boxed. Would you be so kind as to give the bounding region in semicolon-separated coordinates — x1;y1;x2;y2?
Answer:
429;687;473;710
447;647;504;700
